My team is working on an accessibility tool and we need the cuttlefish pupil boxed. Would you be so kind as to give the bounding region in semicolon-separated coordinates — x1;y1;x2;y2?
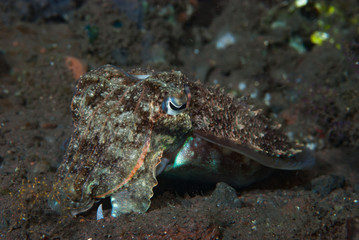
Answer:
162;84;191;116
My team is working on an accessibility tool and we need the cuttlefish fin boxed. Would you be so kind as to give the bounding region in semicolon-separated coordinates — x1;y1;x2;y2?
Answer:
194;132;315;170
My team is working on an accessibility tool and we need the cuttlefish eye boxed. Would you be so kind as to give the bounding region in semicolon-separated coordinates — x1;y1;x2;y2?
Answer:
162;85;191;116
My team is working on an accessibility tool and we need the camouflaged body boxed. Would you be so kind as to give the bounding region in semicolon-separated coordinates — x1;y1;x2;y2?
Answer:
49;65;313;216
50;65;192;215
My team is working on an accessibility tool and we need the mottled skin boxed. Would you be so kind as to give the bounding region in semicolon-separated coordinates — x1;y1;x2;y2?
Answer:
49;65;314;217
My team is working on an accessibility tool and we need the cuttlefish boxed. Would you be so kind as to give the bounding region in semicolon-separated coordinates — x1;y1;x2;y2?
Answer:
48;65;314;217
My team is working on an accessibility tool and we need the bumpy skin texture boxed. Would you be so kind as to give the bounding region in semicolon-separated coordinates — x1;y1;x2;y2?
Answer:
187;80;313;170
49;65;313;217
49;65;192;216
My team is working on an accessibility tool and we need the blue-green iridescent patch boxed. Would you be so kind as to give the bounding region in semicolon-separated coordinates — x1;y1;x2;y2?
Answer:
173;136;194;168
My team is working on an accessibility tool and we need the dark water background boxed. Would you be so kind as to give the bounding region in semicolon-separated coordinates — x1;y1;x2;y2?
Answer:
1;0;359;239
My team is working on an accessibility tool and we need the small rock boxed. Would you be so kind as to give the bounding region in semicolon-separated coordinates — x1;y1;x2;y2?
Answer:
346;217;359;240
32;160;51;173
21;121;39;130
40;122;58;129
0;52;11;77
0;210;10;230
311;175;345;197
210;182;241;208
354;183;359;193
